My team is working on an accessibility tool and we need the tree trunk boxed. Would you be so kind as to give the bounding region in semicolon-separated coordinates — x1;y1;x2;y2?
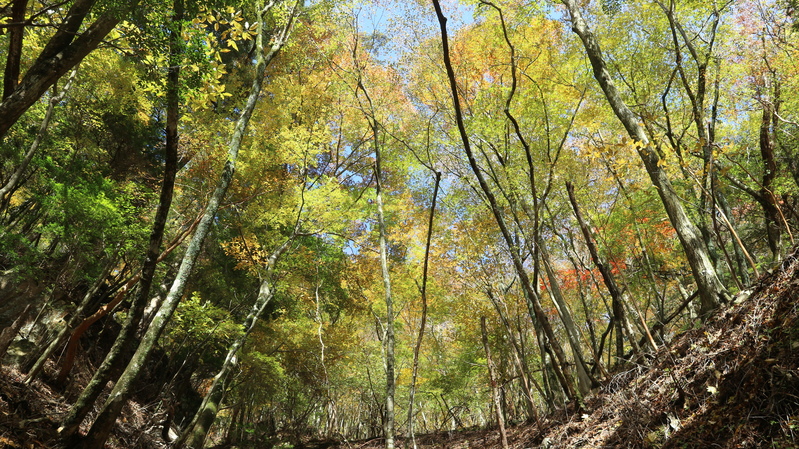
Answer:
759;77;782;262
0;303;31;362
56;2;185;438
2;0;30;100
485;289;540;422
71;2;296;444
175;237;293;449
405;171;440;448
432;0;578;403
561;0;729;317
566;181;642;358
0;68;77;211
480;317;509;449
0;0;139;139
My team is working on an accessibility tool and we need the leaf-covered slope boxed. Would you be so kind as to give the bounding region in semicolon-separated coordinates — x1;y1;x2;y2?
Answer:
1;250;797;449
530;248;799;448
330;248;799;449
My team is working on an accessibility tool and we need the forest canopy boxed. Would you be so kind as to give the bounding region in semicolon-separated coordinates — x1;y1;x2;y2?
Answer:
1;0;798;448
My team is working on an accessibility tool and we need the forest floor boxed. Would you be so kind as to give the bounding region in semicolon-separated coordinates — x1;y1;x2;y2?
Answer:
2;248;799;449
326;248;799;449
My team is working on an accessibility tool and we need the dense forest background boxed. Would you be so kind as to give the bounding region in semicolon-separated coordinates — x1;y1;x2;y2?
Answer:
1;0;799;448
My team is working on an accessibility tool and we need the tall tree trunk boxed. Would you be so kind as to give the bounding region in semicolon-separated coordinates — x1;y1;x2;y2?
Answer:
759;76;782;262
432;0;578;403
71;3;297;445
174;237;293;449
561;0;729;317
374;102;396;449
352;34;396;449
566;181;643;358
538;242;597;393
57;0;185;438
405;171;440;449
485;289;541;422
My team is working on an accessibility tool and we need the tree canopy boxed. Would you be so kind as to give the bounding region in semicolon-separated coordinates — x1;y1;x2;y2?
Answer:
1;0;798;448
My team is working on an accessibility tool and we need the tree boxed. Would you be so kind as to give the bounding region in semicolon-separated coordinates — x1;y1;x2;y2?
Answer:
561;0;730;317
60;2;301;446
0;0;141;139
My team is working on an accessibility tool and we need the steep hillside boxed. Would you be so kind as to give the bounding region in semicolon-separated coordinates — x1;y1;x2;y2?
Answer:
2;249;798;449
330;248;799;449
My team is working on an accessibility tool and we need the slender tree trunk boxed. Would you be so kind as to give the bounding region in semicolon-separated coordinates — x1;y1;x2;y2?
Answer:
71;3;297;446
759;77;782;262
374;110;396;449
485;289;540;422
538;242;597;393
561;0;729;317
0;68;78;211
432;0;578;403
405;171;440;449
480;317;509;449
566;181;642;358
56;1;185;439
175;237;293;449
351;33;396;449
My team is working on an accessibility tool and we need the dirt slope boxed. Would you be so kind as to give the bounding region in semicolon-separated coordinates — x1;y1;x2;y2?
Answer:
331;249;799;449
2;249;798;449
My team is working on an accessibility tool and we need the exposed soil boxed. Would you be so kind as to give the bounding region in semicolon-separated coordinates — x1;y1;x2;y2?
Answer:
2;248;799;449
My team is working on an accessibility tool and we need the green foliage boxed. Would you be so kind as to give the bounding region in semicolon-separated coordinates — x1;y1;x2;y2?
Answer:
164;292;244;364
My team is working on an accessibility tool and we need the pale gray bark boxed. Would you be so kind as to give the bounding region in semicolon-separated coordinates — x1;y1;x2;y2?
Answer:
175;236;294;449
539;243;596;394
68;3;294;446
352;36;396;449
561;0;730;317
485;288;540;421
480;316;509;449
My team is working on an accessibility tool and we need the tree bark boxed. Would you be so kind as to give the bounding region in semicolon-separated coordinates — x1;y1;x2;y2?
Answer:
0;303;31;362
561;0;729;317
480;317;509;449
432;0;578;403
69;3;297;447
566;181;643;358
0;68;78;211
2;0;30;100
0;0;139;139
57;0;185;437
538;242;598;392
405;170;440;449
174;237;293;449
485;289;541;422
